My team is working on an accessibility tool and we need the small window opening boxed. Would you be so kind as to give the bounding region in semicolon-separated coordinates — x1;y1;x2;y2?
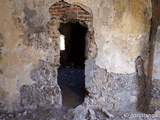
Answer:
60;35;65;50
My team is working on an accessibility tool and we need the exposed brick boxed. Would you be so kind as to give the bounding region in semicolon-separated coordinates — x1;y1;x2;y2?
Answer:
54;58;59;62
49;10;57;13
54;3;61;6
73;7;82;10
65;7;75;11
54;48;60;55
57;10;65;13
48;1;93;61
73;5;81;9
52;36;59;39
54;7;61;10
78;11;86;15
52;40;58;42
50;5;54;8
52;4;59;7
54;55;60;57
48;30;52;33
78;11;90;16
49;8;55;11
62;5;71;9
79;16;92;20
64;12;77;19
78;16;86;20
85;12;90;15
51;13;62;16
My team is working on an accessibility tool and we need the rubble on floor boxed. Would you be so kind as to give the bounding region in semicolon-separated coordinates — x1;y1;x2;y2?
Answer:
58;66;86;108
1;106;160;120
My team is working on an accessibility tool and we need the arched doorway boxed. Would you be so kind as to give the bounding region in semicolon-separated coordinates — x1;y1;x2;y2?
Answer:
48;1;96;108
58;22;87;108
59;22;87;68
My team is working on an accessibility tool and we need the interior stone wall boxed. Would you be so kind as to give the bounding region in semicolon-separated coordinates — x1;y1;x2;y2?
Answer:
150;26;160;113
85;57;147;111
0;0;153;112
147;0;160;113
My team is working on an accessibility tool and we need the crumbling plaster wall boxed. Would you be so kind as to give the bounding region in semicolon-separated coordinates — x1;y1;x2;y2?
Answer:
150;26;160;113
147;0;160;113
65;0;152;74
0;0;152;112
0;0;60;111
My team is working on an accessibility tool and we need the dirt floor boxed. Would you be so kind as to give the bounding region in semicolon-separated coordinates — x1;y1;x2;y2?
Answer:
58;66;86;108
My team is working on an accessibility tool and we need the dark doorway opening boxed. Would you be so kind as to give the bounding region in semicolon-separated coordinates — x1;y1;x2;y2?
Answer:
58;22;87;108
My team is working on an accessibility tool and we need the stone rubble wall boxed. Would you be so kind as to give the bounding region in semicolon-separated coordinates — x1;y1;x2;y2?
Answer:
85;57;146;111
150;28;160;113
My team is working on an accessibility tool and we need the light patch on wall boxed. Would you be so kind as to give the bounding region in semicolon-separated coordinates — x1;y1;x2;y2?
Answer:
60;35;65;50
25;63;33;69
48;37;52;43
1;46;9;59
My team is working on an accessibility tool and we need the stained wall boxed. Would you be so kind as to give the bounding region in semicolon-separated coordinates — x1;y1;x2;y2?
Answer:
0;0;153;112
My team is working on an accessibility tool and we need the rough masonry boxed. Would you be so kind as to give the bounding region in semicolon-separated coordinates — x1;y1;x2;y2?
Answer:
1;0;160;117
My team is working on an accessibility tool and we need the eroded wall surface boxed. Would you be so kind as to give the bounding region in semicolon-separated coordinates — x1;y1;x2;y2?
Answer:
151;26;160;113
0;0;152;112
145;0;160;113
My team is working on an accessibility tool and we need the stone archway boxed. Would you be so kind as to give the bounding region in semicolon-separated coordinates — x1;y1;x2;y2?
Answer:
48;1;96;61
47;1;97;107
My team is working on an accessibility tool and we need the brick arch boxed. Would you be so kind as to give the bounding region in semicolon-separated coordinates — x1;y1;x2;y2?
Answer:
47;1;96;65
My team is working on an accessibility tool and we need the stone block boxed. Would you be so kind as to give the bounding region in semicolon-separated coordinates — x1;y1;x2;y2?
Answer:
0;41;3;47
0;68;3;74
0;33;3;39
0;52;2;59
